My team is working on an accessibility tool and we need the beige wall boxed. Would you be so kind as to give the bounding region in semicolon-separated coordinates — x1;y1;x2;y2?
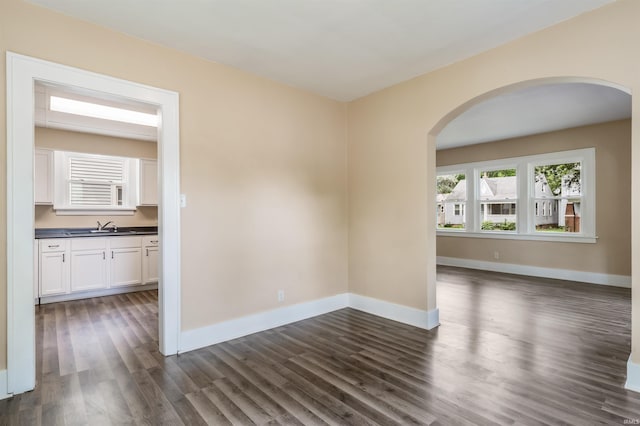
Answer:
35;127;157;159
436;119;631;275
348;0;640;362
34;127;158;228
0;0;349;369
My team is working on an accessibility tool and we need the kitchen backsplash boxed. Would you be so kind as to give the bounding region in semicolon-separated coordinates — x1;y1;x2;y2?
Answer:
34;205;158;229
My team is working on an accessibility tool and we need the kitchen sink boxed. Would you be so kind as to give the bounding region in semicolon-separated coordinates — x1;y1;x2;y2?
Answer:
65;230;95;235
64;229;138;236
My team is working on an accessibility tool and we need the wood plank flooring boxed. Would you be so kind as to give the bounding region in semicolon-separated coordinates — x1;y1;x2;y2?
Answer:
2;266;640;424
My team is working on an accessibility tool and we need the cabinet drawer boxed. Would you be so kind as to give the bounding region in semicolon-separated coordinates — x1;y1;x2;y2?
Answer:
110;236;142;249
40;239;68;252
142;235;159;247
71;237;107;251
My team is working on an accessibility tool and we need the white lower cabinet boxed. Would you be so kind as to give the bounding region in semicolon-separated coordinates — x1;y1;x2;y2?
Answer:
142;236;159;284
39;239;70;296
38;234;157;300
110;236;143;287
70;238;108;292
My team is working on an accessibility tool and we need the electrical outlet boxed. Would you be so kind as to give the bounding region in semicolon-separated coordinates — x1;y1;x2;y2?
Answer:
494;251;500;260
277;290;285;302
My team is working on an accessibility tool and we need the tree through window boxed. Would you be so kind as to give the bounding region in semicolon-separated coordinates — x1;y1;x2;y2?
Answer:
534;162;581;233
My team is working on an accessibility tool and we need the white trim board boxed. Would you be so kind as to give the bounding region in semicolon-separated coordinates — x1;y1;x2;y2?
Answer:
180;294;350;353
6;52;181;395
180;293;439;354
0;370;8;401
38;284;158;305
348;294;440;330
626;356;640;393
437;256;631;288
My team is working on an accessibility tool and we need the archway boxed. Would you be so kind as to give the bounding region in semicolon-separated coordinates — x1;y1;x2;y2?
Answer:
427;76;634;388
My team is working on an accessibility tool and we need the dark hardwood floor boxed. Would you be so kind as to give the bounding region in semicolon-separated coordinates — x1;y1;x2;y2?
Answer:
2;266;640;425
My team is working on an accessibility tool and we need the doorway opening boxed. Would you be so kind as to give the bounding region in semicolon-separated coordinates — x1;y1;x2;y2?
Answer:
6;52;181;396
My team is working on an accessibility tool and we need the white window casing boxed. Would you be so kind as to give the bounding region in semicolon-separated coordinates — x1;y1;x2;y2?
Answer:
436;148;596;243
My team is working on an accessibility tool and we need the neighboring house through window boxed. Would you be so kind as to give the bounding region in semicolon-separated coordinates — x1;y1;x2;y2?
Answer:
436;148;595;242
436;172;466;229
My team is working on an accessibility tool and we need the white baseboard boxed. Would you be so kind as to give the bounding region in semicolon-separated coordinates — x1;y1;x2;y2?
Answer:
180;292;440;354
437;256;631;288
180;293;350;353
348;294;439;330
0;370;9;400
37;283;158;304
626;355;640;393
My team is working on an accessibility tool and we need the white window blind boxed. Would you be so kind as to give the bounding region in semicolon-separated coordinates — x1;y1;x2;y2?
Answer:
68;156;125;206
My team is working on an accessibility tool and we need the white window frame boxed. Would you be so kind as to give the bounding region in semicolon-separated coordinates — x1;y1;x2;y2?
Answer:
53;151;138;215
477;164;519;233
436;148;596;243
436;170;467;231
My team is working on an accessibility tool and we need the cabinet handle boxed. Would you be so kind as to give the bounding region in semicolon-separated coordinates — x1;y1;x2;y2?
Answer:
150;240;158;244
48;244;59;248
112;251;114;260
62;253;65;262
103;252;105;260
146;248;149;257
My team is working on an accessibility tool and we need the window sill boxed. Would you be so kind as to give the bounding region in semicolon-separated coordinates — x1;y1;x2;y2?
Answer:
54;207;136;216
436;230;597;243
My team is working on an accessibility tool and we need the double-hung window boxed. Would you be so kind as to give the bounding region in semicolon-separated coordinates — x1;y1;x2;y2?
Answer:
436;148;595;242
532;161;583;233
478;168;517;232
436;173;466;230
54;151;137;214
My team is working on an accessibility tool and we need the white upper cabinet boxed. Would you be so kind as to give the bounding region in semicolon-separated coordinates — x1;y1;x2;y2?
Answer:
34;148;54;205
138;159;158;206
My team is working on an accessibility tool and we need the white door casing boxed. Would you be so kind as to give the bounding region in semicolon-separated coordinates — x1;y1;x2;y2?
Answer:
6;52;181;395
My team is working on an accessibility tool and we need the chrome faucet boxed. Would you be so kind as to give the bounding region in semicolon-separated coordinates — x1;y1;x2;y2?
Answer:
97;221;115;231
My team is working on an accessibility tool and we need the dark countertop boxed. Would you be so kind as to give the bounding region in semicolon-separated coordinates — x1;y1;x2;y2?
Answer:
35;226;158;239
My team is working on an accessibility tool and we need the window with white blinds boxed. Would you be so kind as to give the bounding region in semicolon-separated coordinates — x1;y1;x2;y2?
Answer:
53;150;137;214
68;156;125;206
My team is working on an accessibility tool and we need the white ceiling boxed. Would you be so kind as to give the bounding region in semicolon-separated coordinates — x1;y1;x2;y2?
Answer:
27;0;628;148
27;0;616;102
436;83;632;149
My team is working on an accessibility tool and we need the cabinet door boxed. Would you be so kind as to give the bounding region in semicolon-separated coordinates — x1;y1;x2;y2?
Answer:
34;240;39;302
138;159;158;206
142;245;159;284
40;251;69;296
71;250;108;292
111;248;142;287
34;149;54;204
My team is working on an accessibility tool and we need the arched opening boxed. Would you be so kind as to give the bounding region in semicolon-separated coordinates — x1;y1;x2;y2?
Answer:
427;76;633;387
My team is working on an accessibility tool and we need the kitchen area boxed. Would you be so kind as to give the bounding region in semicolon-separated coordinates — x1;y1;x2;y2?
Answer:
33;82;160;304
